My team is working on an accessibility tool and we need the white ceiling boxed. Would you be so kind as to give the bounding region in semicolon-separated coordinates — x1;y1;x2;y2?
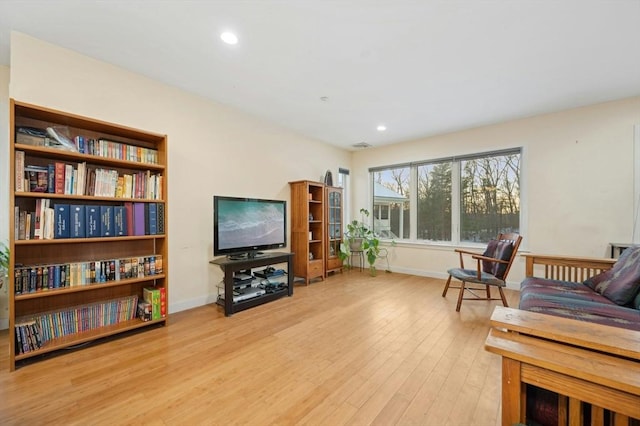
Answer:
0;1;639;150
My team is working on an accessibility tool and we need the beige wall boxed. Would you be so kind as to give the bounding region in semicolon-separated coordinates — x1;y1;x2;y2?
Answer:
4;31;639;312
0;64;9;328
351;96;640;286
6;32;350;312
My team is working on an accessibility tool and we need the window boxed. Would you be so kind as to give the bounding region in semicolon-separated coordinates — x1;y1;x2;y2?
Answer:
371;149;521;244
372;167;409;239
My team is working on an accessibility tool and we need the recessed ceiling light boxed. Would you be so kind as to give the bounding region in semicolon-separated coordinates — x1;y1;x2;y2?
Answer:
377;125;387;132
220;32;238;45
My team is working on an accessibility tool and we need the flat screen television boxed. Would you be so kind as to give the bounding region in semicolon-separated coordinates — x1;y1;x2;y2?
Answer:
213;195;287;259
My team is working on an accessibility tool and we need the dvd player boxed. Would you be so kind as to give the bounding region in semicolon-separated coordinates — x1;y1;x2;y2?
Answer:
233;286;266;302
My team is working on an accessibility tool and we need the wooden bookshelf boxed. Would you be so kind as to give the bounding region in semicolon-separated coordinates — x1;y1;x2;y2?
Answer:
8;99;169;370
325;186;343;275
289;180;326;284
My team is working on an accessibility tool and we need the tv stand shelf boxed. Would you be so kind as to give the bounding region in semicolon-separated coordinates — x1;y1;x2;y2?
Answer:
210;252;294;316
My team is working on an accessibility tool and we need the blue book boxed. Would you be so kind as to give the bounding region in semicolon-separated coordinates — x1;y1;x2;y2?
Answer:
47;164;55;193
85;205;100;238
70;205;86;238
100;206;114;237
54;204;70;238
114;206;127;236
148;203;157;235
54;264;61;288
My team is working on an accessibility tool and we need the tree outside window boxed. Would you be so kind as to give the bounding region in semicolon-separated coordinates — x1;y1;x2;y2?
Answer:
370;149;520;244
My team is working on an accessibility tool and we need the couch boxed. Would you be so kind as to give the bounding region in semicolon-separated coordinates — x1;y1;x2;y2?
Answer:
519;247;640;331
485;250;640;426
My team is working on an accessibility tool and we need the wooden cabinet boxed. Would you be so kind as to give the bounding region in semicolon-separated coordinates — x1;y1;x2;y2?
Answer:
8;99;168;370
325;186;343;274
289;180;325;284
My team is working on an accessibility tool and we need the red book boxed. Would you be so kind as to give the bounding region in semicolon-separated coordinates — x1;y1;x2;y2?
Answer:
124;202;134;236
54;162;65;194
159;287;166;318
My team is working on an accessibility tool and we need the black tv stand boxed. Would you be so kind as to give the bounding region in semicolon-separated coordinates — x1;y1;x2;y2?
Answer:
227;251;264;260
210;252;294;316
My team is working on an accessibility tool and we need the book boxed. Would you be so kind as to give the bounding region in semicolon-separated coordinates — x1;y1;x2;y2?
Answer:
158;286;166;318
64;164;73;194
54;162;65;194
156;203;165;234
47;164;55;194
143;287;161;320
148;203;157;235
70;205;86;238
124;202;134;236
16;133;47;146
33;199;42;240
133;203;145;235
114;206;127;236
137;301;152;322
85;205;100;238
100;206;114;237
43;206;55;240
15;151;25;192
25;165;48;193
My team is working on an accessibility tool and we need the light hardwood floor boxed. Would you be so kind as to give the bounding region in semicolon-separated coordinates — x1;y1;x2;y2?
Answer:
0;271;519;425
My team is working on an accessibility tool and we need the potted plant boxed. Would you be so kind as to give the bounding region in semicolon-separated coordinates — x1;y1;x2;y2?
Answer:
0;242;9;290
339;208;382;276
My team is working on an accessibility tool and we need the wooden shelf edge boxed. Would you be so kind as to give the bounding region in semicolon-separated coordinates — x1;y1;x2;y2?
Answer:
14;235;166;245
15;143;165;170
14;191;165;203
15;275;166;300
14;318;167;361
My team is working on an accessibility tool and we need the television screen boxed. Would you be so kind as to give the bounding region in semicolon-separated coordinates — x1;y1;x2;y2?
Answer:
213;196;287;258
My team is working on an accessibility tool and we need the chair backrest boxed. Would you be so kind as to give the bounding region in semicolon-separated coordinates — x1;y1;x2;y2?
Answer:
483;233;523;280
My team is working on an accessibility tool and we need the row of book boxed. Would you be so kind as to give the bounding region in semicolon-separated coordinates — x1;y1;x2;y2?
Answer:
14;321;42;355
139;287;167;321
16;127;159;165
14;295;140;354
15;151;163;200
14;255;163;295
14;200;164;240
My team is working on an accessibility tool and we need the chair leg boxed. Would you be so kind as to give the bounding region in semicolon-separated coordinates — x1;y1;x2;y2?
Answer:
456;281;466;312
486;285;491;299
498;287;509;307
443;275;453;297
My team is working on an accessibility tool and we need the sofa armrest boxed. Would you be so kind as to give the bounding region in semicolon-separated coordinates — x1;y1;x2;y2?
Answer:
523;254;616;283
485;306;640;424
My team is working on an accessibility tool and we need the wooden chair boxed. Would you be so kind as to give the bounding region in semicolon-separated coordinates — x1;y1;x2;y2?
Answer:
442;233;522;312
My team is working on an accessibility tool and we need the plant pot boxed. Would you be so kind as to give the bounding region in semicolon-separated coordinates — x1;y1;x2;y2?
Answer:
349;238;363;251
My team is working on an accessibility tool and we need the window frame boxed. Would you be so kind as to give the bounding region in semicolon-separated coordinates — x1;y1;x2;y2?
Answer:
369;147;523;246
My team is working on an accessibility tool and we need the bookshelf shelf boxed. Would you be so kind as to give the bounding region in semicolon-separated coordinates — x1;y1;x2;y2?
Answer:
14;234;165;245
8;99;169;370
15;143;166;171
15;191;165;203
14;274;166;300
14;317;165;361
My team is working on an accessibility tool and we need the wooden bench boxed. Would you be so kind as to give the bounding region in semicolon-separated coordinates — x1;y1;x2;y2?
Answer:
485;306;640;425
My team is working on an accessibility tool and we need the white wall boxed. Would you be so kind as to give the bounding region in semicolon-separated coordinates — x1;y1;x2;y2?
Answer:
0;65;9;328
352;96;640;287
5;32;350;314
4;31;639;311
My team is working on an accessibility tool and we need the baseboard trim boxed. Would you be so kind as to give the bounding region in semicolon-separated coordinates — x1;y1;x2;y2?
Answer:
386;266;520;290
